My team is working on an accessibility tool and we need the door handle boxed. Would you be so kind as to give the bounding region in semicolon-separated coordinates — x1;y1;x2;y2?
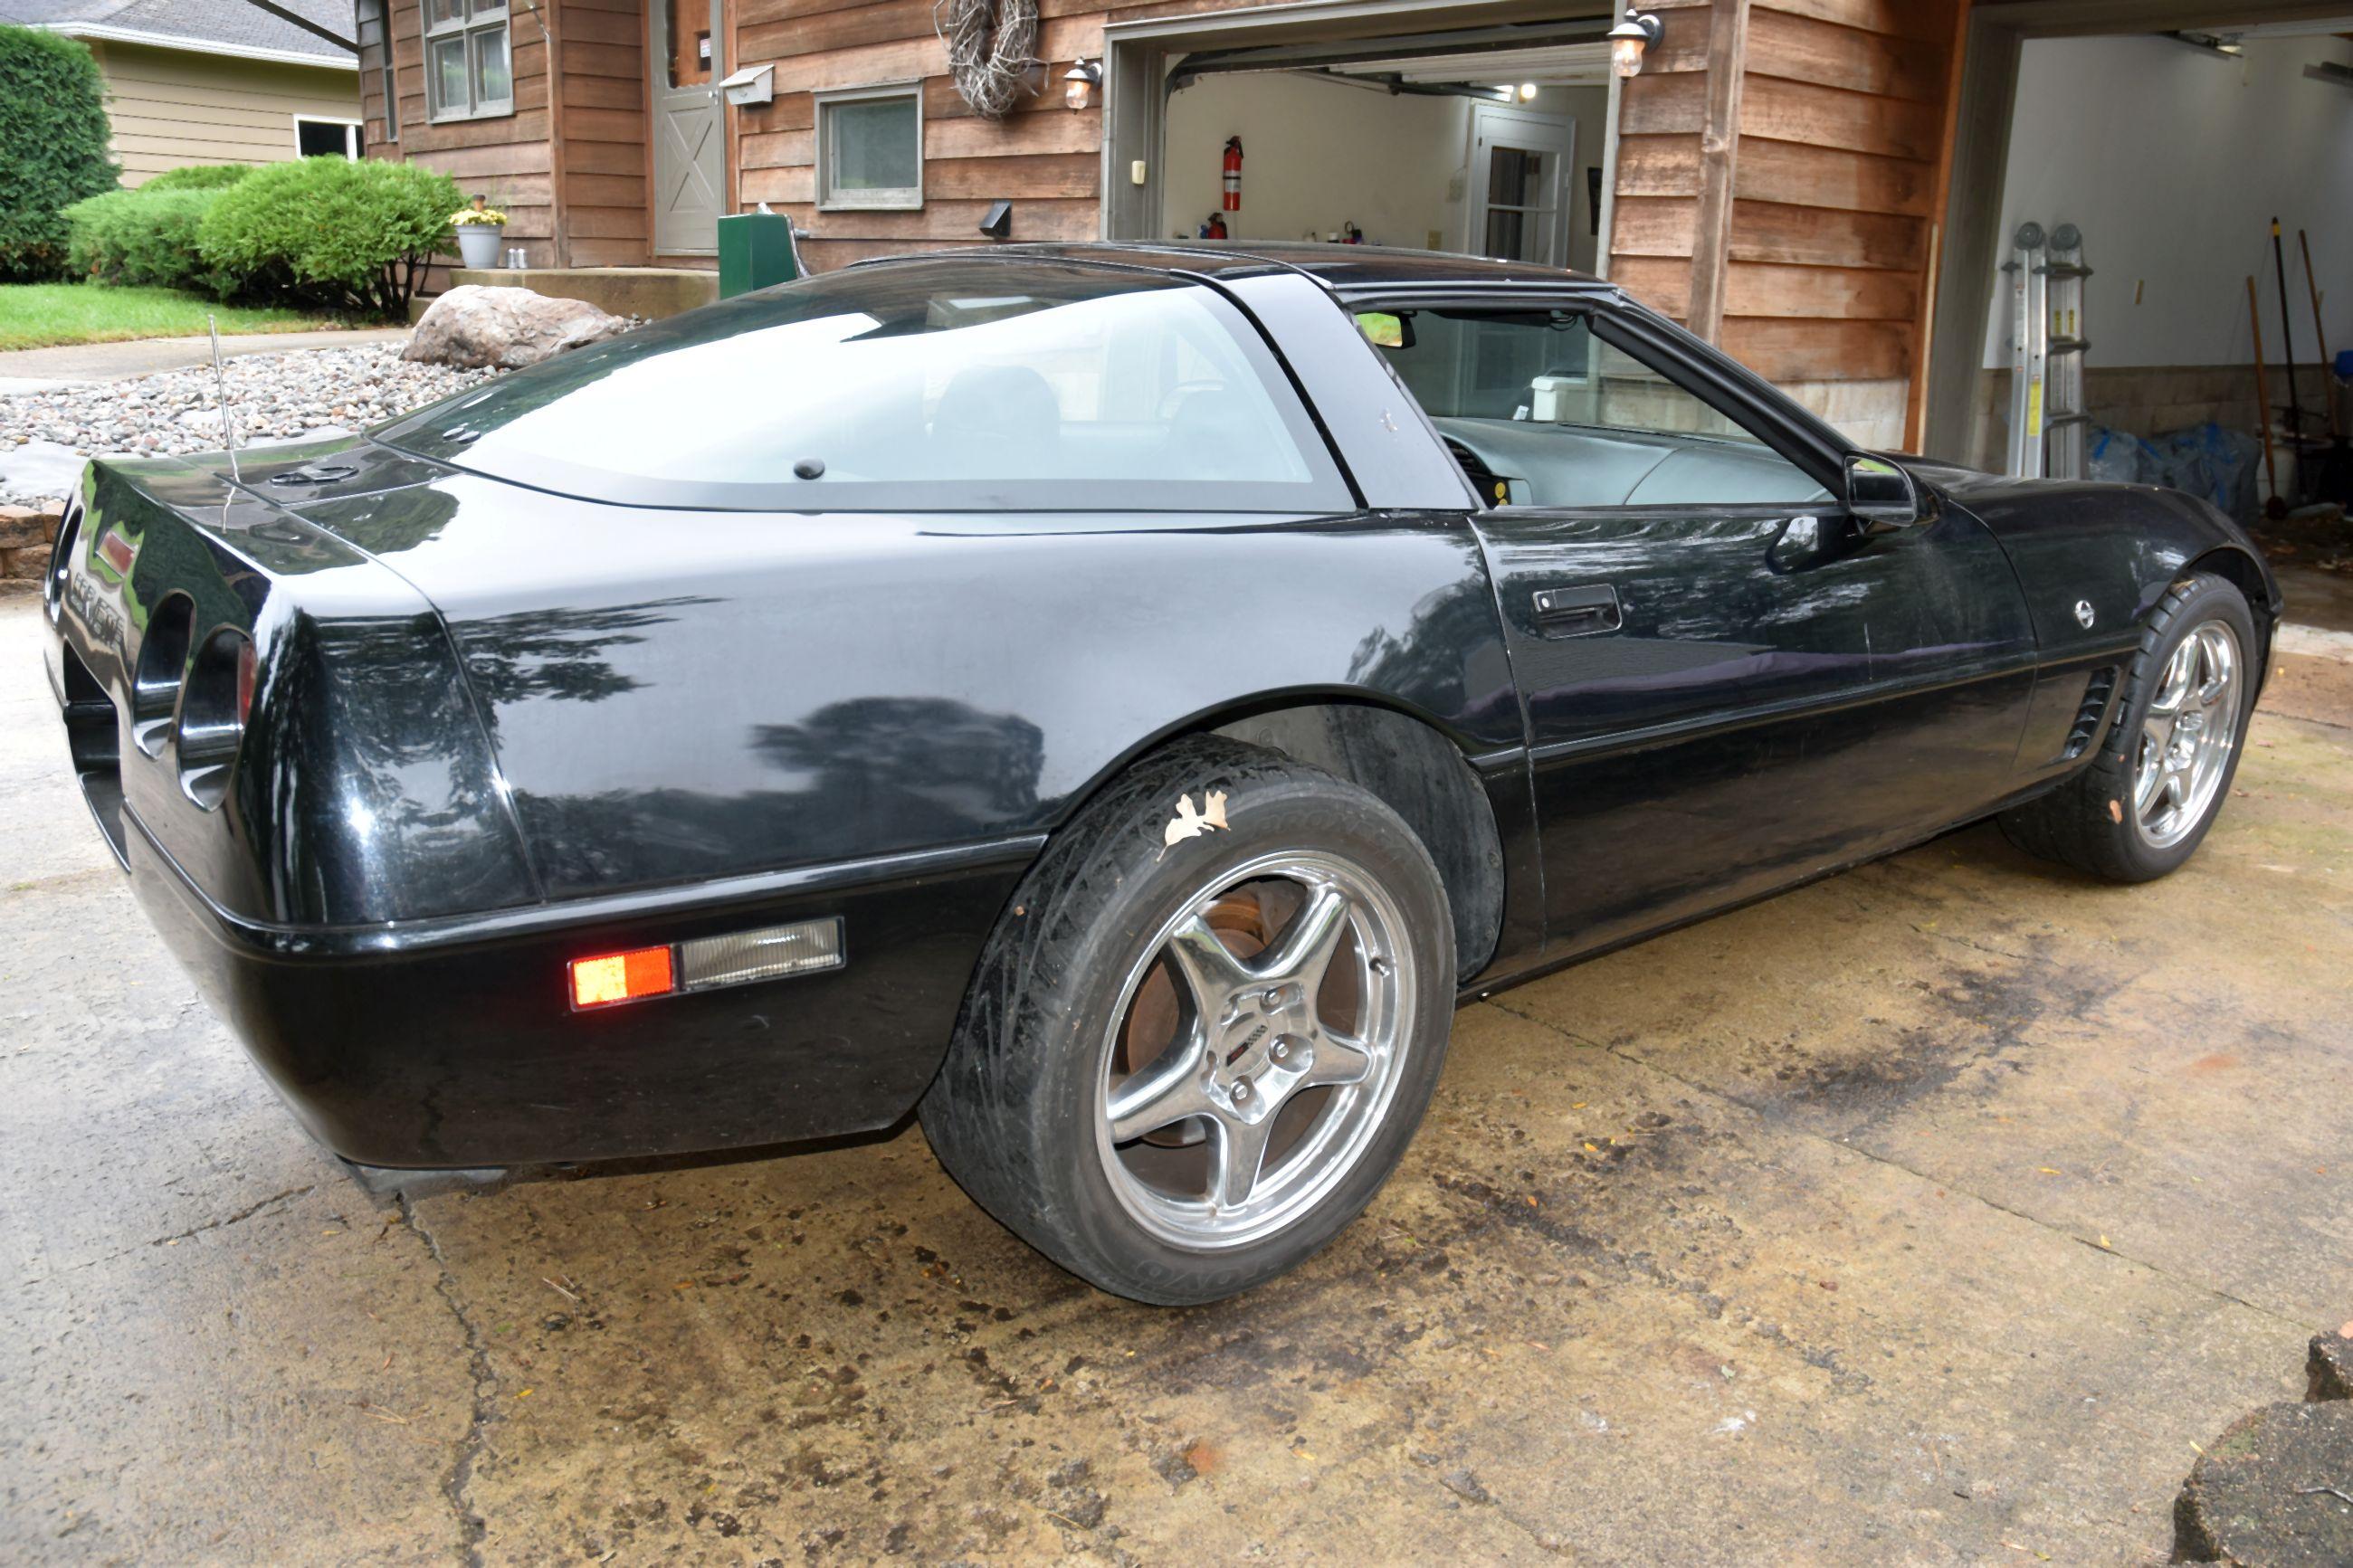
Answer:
1532;584;1622;638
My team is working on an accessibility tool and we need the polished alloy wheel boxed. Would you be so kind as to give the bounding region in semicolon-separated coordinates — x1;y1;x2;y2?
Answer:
2133;618;2243;850
1094;851;1411;1250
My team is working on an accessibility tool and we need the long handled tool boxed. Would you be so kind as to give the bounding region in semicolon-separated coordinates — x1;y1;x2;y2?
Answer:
2248;274;2283;518
2272;218;2306;501
2303;227;2353;505
2303;228;2341;440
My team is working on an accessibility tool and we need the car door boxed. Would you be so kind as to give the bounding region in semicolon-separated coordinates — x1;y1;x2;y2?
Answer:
1362;296;2036;959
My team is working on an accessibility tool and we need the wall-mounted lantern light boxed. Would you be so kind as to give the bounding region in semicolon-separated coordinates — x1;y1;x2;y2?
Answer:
1062;58;1101;111
1518;81;1538;100
1606;7;1662;79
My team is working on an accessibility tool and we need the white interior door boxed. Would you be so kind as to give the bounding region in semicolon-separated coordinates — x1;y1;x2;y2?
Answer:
653;0;724;255
1468;104;1575;269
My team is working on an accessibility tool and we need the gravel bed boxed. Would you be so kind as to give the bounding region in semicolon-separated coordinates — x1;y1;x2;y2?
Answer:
0;344;501;507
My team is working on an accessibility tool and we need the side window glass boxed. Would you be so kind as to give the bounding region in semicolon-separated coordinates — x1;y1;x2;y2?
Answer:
1356;308;1828;509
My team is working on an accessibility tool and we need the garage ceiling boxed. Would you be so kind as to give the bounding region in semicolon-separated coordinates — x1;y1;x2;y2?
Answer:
1323;39;1613;88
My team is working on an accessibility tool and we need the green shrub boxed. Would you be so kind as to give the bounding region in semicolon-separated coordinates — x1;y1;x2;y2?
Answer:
140;163;258;195
198;157;458;318
0;26;119;280
64;187;241;293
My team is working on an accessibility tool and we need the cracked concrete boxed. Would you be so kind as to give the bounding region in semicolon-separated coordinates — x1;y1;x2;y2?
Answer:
3;593;2348;1564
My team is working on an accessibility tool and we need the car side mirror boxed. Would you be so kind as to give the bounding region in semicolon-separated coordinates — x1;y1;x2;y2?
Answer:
1845;454;1920;534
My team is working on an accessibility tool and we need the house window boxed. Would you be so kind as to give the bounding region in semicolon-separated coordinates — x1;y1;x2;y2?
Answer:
424;0;512;122
814;83;921;211
296;118;363;158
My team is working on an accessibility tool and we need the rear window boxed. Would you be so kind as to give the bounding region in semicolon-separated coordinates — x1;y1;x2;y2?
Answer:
377;261;1352;513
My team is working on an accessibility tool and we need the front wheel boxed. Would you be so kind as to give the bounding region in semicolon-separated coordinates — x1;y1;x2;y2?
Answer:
1999;572;2258;881
919;736;1457;1305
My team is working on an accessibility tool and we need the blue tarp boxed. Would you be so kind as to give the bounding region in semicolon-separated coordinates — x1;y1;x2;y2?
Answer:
2085;421;2262;522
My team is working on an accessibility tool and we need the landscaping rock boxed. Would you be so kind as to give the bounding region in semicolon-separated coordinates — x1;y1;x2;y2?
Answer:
0;345;497;508
2172;1402;2353;1566
2313;1325;2353;1402
403;285;628;370
0;502;58;551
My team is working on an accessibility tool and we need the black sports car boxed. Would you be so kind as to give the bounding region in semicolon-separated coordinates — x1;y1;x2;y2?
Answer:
43;244;2278;1303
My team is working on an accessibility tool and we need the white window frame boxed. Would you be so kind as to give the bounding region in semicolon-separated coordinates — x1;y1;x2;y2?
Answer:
423;0;514;124
814;81;923;212
293;114;364;159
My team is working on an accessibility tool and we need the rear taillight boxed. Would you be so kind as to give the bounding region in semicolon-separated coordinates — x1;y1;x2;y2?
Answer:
177;628;254;812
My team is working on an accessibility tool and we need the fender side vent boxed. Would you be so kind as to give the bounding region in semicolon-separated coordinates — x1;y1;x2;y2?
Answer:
2059;666;2119;761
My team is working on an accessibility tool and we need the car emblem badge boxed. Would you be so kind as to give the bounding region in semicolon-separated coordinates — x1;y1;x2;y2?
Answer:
2073;599;2096;630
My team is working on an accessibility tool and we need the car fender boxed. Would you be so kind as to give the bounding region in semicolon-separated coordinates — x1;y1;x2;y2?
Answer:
1914;464;2281;666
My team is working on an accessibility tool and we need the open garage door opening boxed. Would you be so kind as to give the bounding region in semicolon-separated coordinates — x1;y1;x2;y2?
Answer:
1100;6;1624;270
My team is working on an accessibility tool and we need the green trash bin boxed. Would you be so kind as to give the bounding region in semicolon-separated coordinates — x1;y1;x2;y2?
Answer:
717;209;803;299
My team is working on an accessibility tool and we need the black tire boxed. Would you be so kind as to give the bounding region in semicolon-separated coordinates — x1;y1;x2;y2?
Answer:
919;735;1457;1305
1998;572;2259;882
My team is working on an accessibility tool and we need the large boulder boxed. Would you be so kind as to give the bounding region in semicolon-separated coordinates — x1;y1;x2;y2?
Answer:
403;285;628;371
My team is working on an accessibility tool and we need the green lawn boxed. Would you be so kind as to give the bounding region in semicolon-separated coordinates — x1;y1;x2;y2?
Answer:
0;284;343;353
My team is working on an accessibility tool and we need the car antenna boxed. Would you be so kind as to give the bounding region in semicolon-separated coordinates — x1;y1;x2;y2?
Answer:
207;313;240;480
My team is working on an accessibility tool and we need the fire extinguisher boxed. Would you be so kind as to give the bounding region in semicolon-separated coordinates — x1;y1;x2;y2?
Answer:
1222;137;1243;213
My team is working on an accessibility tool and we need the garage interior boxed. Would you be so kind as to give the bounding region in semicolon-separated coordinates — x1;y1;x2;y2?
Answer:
1930;6;2353;535
1156;36;1613;268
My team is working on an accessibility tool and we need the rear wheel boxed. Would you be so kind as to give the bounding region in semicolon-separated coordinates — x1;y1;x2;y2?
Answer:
1999;573;2257;881
919;736;1456;1304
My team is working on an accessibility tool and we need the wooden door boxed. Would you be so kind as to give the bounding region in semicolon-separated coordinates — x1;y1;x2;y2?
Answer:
653;0;723;255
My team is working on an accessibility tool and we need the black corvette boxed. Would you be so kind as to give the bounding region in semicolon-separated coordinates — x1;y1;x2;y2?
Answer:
44;243;2278;1303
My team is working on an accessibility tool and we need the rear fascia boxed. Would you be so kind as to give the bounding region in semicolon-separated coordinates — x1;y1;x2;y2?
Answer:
129;823;1036;1167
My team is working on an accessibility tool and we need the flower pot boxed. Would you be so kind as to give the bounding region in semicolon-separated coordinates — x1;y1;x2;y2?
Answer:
455;225;504;269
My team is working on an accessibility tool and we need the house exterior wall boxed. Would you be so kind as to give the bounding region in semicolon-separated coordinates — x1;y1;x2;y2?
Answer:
1604;0;1967;446
356;0;1968;444
90;40;359;186
363;0;561;265
363;0;650;265
728;2;1107;271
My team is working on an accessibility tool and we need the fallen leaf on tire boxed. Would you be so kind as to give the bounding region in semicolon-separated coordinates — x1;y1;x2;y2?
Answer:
2107;800;2122;822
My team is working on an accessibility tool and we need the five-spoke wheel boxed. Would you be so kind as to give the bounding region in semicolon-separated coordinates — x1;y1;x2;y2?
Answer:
1098;852;1410;1250
2132;619;2242;850
919;736;1456;1304
1999;572;2260;883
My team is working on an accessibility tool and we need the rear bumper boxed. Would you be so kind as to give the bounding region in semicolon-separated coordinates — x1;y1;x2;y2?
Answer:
123;805;1036;1168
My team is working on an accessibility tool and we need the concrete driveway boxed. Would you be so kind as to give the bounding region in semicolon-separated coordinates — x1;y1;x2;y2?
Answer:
4;593;2348;1566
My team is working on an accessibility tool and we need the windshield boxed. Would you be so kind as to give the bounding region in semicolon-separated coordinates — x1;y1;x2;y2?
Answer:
377;261;1350;513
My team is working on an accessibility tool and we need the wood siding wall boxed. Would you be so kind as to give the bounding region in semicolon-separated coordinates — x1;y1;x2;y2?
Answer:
92;42;358;186
557;0;651;265
363;0;564;266
729;2;1120;271
1606;0;1967;436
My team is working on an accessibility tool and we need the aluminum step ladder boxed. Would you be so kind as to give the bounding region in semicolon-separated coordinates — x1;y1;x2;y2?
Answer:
2042;223;2091;480
2003;223;2048;479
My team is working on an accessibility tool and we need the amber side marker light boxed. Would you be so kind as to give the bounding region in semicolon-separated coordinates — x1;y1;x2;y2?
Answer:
570;946;675;1009
567;918;844;1011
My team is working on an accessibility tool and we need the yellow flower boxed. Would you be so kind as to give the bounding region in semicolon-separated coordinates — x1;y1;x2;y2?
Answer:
451;207;510;225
